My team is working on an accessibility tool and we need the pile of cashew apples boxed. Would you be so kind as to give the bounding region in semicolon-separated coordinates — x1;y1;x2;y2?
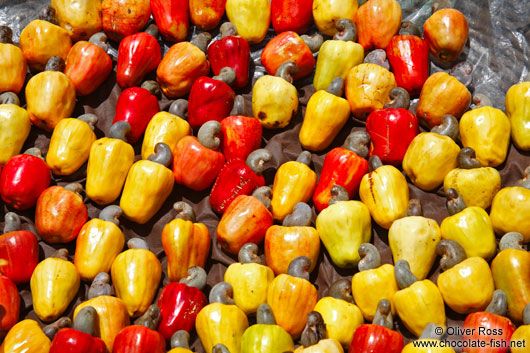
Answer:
0;0;529;352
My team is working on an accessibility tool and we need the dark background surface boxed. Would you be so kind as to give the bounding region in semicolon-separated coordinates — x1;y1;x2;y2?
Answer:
1;0;530;351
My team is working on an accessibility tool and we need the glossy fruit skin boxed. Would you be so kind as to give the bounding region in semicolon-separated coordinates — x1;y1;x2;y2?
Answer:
173;136;226;191
188;77;236;130
112;87;160;144
313;40;364;92
491;248;530;323
359;165;409;230
241;323;295;353
51;0;102;41
366;108;418;166
444;166;501;210
141;112;191;160
437;257;494;314
424;9;468;63
352;265;398;322
388;216;441;280
217;195;274;254
0;275;20;335
267;273;318;338
416;72;471;127
314;297;364;347
511;323;530;353
460;107;511;167
402;132;460;191
36;186;88;244
490;187;530;243
162;219;210;282
120;160;175;224
25;71;76;131
312;0;358;36
65;41;113;96
20;20;72;71
196;303;249;353
271;0;312;34
0;41;27;94
345;63;397;119
210;159;265;214
102;0;151;42
111;249;162;318
299;90;351;152
270;161;317;221
0;319;52;353
157;42;210;98
265;225;320;275
316;201;372;268
226;0;271;44
157;282;207;340
0;104;31;165
225;262;275;315
208;37;250;90
440;207;497;261
74;296;130;352
261;31;315;80
393;280;446;337
252;75;299;129
117;32;161;88
462;312;515;353
30;257;81;322
151;0;189;42
49;328;108;353
349;324;404;353
0;229;39;284
221;116;262;162
112;326;166;353
386;35;430;96
294;339;344;353
0;153;51;210
355;0;401;50
46;118;97;176
86;137;135;205
74;218;125;281
190;0;227;30
313;147;369;212
505;82;530;150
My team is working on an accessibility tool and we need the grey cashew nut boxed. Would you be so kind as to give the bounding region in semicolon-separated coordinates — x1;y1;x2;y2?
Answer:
99;205;123;225
436;239;467;271
358;243;381;272
431;114;459;141
209;281;235;305
364;50;389;70
334;19;357;42
198;120;222;150
88;272;114;299
246;149;272;175
88;32;109;52
78;114;98;130
275;61;299;84
0;92;19;105
384;87;411;110
179;266;207;290
287;256;311;281
282;202;312;227
147;142;172;167
238;243;262;264
173;201;196;222
252;186;272;209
